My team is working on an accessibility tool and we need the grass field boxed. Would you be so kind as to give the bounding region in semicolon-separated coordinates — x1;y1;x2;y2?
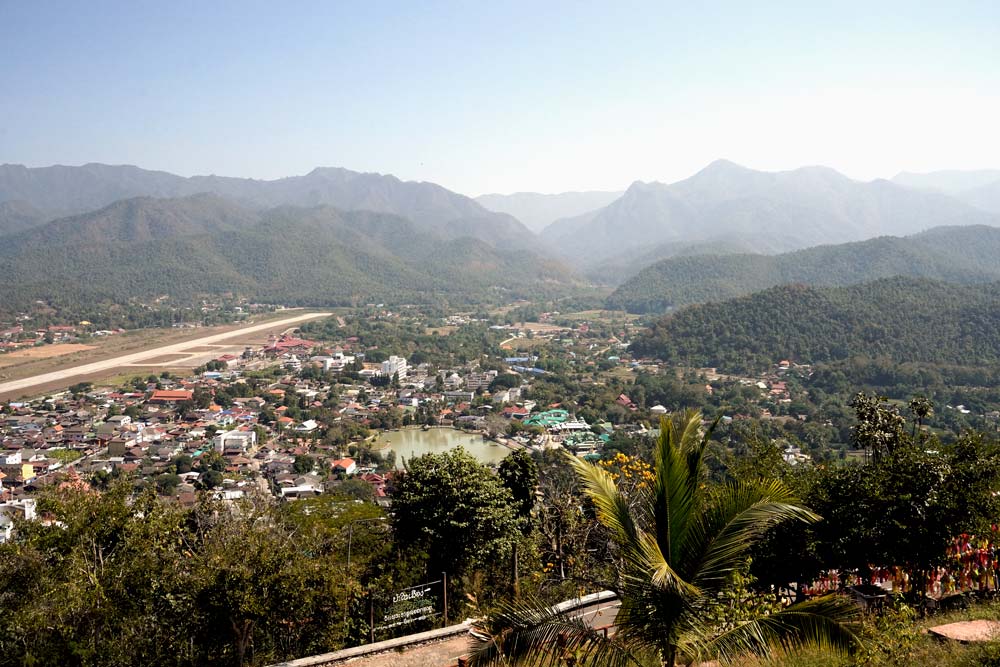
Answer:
560;309;640;323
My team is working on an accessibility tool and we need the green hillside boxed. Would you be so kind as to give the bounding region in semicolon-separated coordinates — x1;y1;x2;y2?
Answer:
0;195;577;316
608;225;1000;313
630;277;1000;372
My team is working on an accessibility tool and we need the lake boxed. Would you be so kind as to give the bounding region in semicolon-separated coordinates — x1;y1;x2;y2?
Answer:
373;428;511;469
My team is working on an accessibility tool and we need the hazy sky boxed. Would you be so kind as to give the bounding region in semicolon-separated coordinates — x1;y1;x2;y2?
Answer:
2;1;999;195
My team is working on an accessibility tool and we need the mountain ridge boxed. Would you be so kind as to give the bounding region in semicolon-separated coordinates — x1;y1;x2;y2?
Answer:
0;195;577;316
630;276;1000;372
541;160;1000;266
0;162;535;248
607;224;1000;313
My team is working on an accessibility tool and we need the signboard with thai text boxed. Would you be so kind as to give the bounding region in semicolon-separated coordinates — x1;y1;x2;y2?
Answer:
373;578;444;634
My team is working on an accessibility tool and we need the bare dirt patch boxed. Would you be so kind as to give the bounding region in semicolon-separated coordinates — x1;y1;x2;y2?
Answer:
0;343;95;366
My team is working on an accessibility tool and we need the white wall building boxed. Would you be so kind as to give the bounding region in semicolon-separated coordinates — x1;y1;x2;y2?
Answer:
0;498;37;544
213;429;257;454
465;370;498;390
381;355;408;380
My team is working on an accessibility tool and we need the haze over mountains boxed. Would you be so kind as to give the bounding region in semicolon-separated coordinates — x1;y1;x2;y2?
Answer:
0;163;534;247
474;190;623;233
3;159;1000;315
0;199;48;236
892;169;1000;214
540;160;1000;269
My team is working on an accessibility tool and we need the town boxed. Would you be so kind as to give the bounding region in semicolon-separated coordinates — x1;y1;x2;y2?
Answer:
1;305;847;540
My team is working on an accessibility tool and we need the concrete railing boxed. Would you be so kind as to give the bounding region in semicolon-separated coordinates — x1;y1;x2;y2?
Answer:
266;590;618;667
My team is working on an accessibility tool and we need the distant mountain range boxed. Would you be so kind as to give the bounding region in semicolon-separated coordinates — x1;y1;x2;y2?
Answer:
474;190;623;233
630;276;1000;372
541;160;1000;271
5;160;1000;315
0;194;576;315
607;224;1000;313
892;169;1000;214
0;163;534;247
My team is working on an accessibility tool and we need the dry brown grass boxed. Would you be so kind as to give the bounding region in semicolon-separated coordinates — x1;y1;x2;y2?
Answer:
0;343;95;366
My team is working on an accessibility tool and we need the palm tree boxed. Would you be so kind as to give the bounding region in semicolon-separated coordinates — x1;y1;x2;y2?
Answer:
908;396;933;437
470;410;861;667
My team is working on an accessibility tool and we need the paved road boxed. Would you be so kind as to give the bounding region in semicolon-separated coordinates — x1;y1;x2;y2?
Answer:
0;312;330;398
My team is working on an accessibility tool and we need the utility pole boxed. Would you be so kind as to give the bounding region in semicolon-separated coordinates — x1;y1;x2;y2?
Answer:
442;572;449;626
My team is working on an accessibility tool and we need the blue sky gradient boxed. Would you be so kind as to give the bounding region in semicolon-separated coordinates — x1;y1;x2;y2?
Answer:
2;1;998;194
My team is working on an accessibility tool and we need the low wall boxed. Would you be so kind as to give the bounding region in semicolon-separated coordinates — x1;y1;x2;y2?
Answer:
266;590;618;667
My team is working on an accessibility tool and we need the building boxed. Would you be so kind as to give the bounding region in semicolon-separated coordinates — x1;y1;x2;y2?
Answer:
213;429;257;454
465;370;498;391
381;355;408;380
0;452;35;486
0;498;36;543
149;389;194;404
311;351;355;372
331;458;357;476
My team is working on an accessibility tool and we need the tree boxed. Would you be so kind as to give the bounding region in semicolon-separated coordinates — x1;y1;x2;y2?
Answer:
293;454;315;474
173;454;193;474
498;449;539;597
908;395;933;435
849;392;905;460
470;411;861;667
155;472;181;495
498;450;538;533
801;427;1000;600
337;478;375;502
392;448;520;580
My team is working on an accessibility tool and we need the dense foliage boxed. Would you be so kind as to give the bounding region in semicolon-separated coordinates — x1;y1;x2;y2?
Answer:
631;278;1000;372
608;226;1000;313
0;196;577;317
0;485;386;666
471;412;862;667
751;395;1000;600
392;448;521;580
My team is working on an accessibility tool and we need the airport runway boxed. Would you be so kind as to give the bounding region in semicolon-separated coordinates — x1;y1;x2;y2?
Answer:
0;312;330;399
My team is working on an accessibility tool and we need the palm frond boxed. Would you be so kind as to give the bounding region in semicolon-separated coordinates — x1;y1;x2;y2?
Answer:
652;413;702;568
692;594;863;665
570;452;699;599
567;453;639;548
691;479;819;590
467;596;648;667
635;530;701;599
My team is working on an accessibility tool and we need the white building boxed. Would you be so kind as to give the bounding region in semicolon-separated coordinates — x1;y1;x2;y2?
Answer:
381;355;408;380
465;370;498;391
213;429;257;454
0;498;36;544
0;451;22;466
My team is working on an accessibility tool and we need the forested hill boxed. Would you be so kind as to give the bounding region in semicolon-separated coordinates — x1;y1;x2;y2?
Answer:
607;225;1000;313
0;163;534;248
0;195;577;316
0;199;49;236
630;277;1000;372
